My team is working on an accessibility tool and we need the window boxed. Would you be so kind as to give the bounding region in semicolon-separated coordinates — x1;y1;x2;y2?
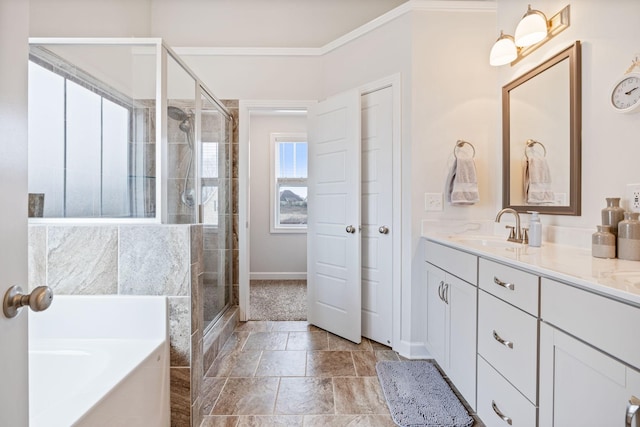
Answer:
271;133;308;232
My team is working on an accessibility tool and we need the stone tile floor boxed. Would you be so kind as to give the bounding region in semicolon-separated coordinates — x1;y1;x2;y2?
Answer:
200;321;483;426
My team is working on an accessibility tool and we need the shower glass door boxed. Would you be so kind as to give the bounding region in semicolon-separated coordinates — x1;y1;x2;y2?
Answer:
200;91;232;331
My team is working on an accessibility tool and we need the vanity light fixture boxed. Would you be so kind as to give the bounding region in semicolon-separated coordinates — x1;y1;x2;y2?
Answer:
489;4;570;67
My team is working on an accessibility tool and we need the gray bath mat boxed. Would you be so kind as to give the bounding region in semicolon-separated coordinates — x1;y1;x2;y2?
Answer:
376;361;474;427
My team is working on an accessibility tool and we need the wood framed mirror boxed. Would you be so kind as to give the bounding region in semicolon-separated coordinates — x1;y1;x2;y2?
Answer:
502;41;581;215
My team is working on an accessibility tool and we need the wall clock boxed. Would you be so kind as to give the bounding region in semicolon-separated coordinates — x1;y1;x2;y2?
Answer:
611;57;640;113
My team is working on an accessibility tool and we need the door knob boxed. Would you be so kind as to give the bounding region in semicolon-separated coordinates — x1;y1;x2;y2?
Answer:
378;225;389;234
346;225;356;234
3;285;53;319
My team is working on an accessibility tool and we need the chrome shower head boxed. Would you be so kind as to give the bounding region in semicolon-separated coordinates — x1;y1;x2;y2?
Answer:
168;106;189;122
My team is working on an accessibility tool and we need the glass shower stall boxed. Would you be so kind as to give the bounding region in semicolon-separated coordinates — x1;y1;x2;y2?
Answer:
27;38;233;331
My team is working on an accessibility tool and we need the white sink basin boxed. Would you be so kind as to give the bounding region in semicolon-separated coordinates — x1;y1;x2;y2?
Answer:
448;235;525;249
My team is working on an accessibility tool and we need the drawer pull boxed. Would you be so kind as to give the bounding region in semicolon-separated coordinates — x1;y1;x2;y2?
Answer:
492;400;513;425
493;330;514;349
438;281;444;302
443;282;449;305
494;276;515;291
626;396;640;427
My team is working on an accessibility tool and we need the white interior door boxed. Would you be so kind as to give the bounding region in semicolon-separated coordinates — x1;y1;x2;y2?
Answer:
0;0;29;424
361;87;393;346
307;89;361;343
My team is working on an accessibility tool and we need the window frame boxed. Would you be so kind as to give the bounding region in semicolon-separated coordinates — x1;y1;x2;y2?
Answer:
270;132;308;234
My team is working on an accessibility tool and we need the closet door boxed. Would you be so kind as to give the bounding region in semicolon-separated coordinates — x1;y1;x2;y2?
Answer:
361;86;393;345
307;89;362;343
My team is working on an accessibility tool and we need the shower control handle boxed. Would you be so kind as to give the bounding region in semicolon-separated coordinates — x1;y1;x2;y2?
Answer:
3;285;53;319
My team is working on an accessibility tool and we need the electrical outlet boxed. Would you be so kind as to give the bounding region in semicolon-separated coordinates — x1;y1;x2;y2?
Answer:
627;184;640;213
425;192;443;211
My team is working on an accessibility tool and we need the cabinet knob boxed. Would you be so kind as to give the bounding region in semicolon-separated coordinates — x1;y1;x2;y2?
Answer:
3;285;53;319
491;400;513;425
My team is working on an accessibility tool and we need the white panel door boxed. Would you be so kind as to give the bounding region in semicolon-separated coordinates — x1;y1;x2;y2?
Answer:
307;89;361;343
360;87;393;346
0;0;29;424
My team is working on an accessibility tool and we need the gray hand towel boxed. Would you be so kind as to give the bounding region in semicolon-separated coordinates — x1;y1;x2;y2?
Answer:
446;157;479;205
524;156;554;204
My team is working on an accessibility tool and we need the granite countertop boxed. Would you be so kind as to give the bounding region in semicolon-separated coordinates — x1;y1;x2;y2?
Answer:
423;232;640;307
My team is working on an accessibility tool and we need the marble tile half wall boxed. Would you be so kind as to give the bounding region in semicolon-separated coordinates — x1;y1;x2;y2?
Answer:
28;224;201;356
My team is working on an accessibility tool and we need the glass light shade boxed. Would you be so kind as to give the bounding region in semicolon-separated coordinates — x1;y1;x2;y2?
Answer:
489;32;517;66
515;5;548;47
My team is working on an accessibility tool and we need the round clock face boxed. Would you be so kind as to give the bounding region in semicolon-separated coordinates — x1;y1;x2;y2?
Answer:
611;72;640;112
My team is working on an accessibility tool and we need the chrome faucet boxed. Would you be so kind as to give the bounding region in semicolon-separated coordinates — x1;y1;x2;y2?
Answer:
495;208;525;243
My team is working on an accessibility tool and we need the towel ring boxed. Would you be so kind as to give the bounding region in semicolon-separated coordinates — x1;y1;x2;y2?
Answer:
454;140;475;159
525;139;547;159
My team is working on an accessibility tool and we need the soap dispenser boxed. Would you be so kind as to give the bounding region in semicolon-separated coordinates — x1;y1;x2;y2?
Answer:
528;211;542;247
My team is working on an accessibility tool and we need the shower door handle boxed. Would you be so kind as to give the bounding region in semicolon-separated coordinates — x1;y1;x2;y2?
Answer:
3;285;53;319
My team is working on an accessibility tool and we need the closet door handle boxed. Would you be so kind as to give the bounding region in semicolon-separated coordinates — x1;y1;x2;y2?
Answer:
346;225;356;234
494;276;515;291
493;330;514;349
626;396;640;427
491;400;513;425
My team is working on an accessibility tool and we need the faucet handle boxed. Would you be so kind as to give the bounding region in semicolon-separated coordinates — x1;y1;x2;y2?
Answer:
522;228;529;245
505;225;516;239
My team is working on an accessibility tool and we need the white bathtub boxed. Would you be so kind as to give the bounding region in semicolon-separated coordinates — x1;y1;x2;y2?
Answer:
29;295;170;427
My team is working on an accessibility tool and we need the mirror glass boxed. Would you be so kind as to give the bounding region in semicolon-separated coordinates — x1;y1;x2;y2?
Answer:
502;41;581;215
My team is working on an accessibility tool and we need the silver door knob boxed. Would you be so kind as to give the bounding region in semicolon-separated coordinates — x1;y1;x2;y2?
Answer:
346;225;356;234
3;285;53;319
378;226;389;234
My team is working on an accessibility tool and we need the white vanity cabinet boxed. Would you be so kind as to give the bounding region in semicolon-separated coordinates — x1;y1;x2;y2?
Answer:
424;240;478;409
539;278;640;427
476;258;540;427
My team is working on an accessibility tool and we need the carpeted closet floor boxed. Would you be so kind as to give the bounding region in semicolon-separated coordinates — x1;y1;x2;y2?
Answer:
249;280;307;321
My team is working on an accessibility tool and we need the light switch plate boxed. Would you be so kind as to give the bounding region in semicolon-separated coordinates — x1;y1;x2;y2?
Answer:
425;192;443;211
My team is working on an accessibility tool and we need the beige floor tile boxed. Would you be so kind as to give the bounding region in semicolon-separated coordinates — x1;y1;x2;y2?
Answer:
236;415;304;426
275;377;334;415
255;351;306;377
328;334;373;351
369;341;393;351
286;332;329;351
220;332;251;353
206;350;262;378
234;321;272;332
243;332;289;350
302;414;397;426
333;377;389;415
201;377;227;415
201;415;239;427
306;351;356;377
211;377;279;415
352;350;400;377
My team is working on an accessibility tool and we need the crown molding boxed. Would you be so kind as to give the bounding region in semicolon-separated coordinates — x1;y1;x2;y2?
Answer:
174;0;496;57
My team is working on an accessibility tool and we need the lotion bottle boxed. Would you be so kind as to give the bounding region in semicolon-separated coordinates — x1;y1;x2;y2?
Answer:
528;211;542;247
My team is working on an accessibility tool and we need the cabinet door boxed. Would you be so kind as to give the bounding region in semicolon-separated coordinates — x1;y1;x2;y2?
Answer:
540;323;640;427
425;262;448;368
449;275;477;410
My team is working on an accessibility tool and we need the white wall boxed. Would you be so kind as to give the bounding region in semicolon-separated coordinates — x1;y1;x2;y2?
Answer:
497;0;640;233
249;113;307;279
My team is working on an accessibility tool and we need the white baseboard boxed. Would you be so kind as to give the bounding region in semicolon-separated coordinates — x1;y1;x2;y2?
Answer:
395;340;431;360
250;272;307;281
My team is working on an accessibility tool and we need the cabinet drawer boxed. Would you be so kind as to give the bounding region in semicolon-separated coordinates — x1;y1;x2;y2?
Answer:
478;290;538;403
479;258;539;315
425;240;477;284
478;356;537;427
541;278;640;370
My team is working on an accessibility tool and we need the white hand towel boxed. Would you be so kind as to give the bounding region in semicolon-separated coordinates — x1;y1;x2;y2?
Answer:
524;156;554;204
446;157;479;205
